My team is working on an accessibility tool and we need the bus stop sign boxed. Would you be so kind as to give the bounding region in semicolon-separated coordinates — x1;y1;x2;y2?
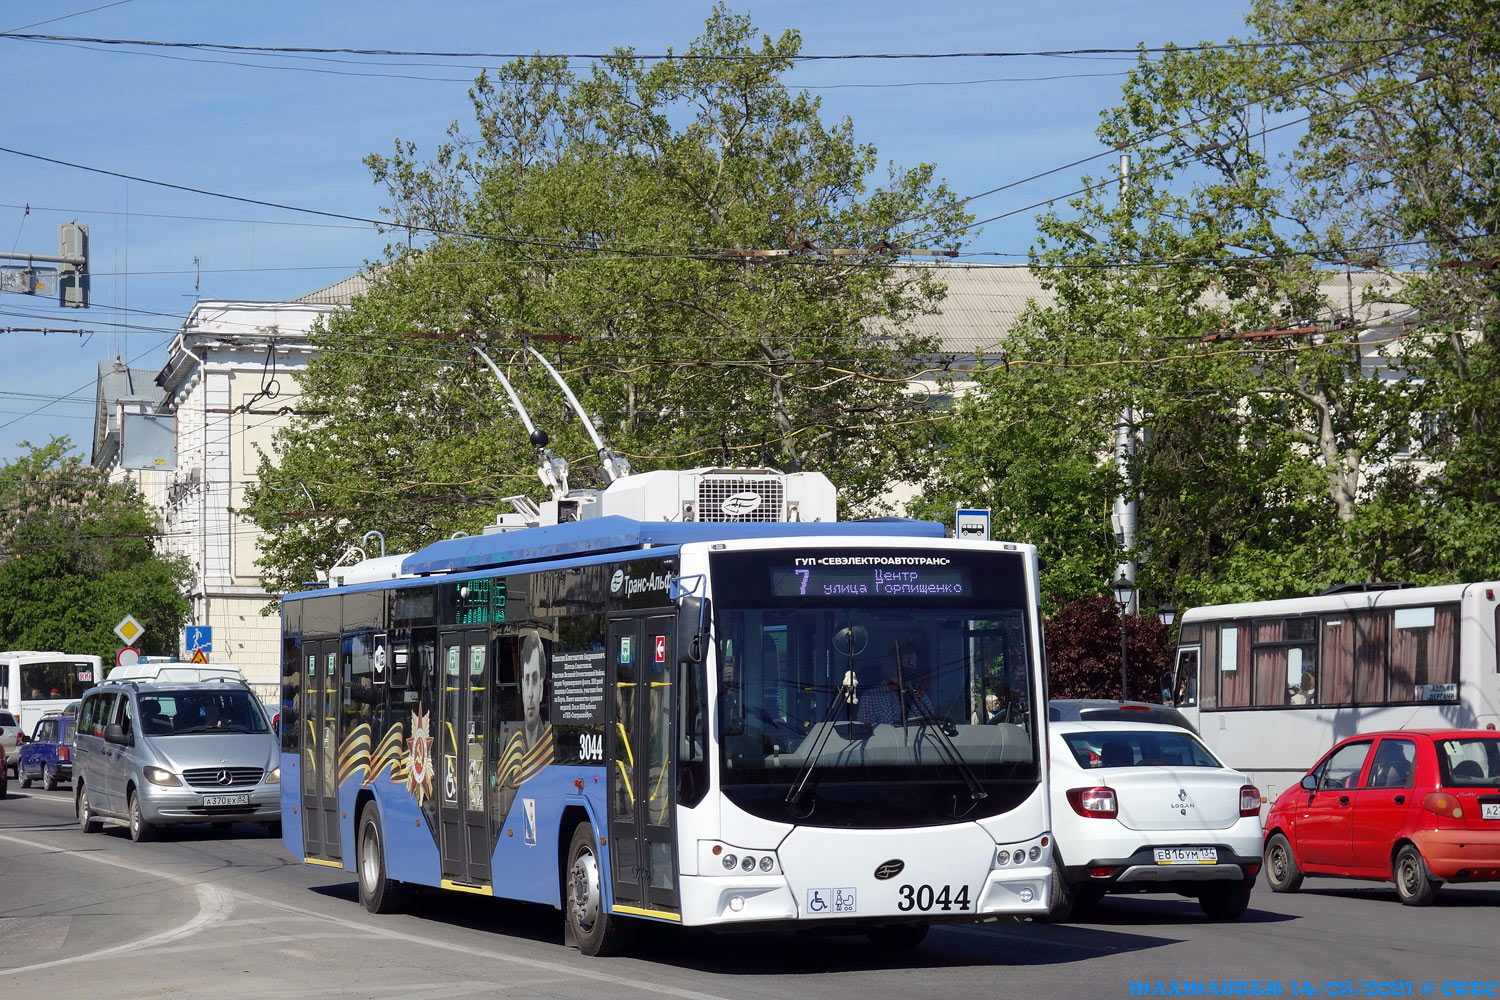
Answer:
956;508;991;541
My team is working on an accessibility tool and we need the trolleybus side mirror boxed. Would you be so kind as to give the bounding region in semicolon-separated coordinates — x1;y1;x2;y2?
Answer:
678;596;710;664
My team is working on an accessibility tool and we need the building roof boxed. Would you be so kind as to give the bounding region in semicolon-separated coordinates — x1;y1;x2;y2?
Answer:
91;361;166;467
289;262;1417;359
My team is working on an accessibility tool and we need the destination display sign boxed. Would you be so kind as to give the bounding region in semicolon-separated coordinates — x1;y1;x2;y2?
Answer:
770;555;970;599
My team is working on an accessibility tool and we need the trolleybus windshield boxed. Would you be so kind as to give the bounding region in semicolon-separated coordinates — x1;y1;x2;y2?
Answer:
709;548;1040;827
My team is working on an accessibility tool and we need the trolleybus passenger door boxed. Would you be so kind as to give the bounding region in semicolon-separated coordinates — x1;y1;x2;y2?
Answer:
301;639;342;862
437;629;492;887
607;615;680;916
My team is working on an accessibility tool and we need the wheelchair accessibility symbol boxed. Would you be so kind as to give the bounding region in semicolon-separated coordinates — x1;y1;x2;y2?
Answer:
806;887;857;914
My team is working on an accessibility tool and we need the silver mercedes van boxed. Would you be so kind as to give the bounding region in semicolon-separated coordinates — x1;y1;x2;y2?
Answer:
73;678;281;841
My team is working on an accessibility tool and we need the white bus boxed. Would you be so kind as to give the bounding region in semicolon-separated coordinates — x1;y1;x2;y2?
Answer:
280;467;1053;954
1169;582;1500;800
0;650;104;733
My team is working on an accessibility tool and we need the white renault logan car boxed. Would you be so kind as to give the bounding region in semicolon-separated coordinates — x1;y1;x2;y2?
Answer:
1047;721;1263;921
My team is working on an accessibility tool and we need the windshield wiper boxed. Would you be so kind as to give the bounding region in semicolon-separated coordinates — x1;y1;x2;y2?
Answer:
785;669;861;810
907;709;988;806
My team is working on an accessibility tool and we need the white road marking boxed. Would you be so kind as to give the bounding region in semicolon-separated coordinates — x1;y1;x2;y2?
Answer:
0;831;735;1000
0;881;231;976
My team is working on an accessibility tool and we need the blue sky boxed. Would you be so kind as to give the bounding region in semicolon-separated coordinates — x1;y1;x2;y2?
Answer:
0;0;1253;462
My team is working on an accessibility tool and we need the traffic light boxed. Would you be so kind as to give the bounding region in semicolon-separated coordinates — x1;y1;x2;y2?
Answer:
58;222;89;308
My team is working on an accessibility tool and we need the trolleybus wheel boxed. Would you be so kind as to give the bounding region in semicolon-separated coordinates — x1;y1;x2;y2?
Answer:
566;822;631;957
358;802;408;914
1264;833;1303;893
866;924;929;948
1039;859;1077;923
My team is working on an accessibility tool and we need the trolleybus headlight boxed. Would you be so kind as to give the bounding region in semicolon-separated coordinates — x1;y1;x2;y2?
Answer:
144;766;181;786
1029;846;1042;862
1011;850;1027;864
723;854;738;870
741;855;757;872
995;849;1009;866
759;856;774;872
1019;887;1034;903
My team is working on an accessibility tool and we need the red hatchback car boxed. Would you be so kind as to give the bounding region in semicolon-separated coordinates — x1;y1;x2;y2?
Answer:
1263;730;1500;905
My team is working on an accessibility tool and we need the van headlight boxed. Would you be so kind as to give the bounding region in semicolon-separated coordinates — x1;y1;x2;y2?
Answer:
265;766;280;785
144;766;181;786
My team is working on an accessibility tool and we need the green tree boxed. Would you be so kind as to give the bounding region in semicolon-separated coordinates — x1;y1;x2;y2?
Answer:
0;438;192;658
919;0;1500;608
246;5;970;596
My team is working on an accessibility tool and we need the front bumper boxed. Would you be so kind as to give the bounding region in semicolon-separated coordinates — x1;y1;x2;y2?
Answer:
1062;844;1261;895
137;780;280;825
1411;829;1500;881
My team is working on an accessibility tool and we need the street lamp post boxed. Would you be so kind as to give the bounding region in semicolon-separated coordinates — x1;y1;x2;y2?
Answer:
1158;602;1178;703
1113;572;1133;701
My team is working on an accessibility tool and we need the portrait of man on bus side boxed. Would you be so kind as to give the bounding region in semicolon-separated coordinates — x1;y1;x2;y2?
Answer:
519;630;547;751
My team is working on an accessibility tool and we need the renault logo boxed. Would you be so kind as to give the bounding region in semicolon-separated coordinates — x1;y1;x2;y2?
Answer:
873;859;905;880
217;770;233;785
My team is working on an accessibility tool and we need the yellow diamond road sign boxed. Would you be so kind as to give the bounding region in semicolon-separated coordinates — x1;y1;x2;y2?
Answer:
114;615;145;645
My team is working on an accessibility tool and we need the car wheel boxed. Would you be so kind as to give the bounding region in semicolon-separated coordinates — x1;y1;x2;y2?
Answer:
866;924;929;948
357;802;407;914
1198;879;1253;921
43;767;58;792
0;768;6;799
565;822;632;956
1394;844;1438;906
1264;833;1304;893
19;769;32;789
77;783;102;833
128;789;155;843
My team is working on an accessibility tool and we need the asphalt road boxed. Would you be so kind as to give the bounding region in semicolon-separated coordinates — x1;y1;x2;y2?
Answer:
3;783;1497;999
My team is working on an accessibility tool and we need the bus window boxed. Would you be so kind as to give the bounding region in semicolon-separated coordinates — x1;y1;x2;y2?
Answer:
1252;617;1317;707
1389;605;1458;700
1219;625;1251;708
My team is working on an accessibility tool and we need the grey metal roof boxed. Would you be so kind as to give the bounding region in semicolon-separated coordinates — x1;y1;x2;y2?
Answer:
295;270;375;305
92;361;167;467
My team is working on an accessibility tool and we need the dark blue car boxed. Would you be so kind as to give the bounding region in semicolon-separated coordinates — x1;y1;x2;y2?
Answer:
18;713;76;790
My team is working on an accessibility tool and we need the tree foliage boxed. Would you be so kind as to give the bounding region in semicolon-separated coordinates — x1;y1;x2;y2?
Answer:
918;0;1500;613
0;438;192;658
245;6;971;596
1044;596;1174;701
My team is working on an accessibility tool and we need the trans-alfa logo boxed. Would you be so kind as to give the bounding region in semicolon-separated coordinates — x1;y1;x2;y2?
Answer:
721;491;762;516
611;569;672;597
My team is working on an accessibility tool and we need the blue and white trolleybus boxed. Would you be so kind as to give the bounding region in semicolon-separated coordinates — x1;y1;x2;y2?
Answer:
279;465;1052;954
